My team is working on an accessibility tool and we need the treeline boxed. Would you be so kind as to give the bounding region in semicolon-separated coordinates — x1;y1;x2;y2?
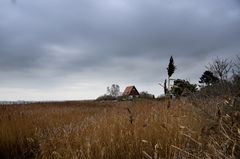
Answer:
97;55;240;100
164;55;240;98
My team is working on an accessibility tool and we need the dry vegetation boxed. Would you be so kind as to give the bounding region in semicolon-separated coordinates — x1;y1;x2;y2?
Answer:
0;98;239;159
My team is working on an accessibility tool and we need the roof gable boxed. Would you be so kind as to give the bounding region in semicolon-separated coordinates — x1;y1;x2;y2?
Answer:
122;86;139;96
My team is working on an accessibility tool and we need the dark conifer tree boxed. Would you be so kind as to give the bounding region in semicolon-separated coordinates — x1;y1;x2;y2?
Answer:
166;56;176;108
199;70;219;86
167;56;176;78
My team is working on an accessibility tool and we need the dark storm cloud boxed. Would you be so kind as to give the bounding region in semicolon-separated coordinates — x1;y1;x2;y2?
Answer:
0;0;240;100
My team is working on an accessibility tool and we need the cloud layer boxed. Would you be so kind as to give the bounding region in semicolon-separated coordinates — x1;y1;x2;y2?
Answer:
0;0;240;100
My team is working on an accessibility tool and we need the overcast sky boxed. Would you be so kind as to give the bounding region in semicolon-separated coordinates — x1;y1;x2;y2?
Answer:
0;0;240;100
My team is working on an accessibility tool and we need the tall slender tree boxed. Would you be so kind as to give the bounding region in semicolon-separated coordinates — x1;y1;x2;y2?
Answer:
166;56;176;108
167;56;176;78
167;56;176;91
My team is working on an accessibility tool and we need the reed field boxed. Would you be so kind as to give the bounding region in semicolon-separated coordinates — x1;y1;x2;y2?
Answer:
0;98;239;159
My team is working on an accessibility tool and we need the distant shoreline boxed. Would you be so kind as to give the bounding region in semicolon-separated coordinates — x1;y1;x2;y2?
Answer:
0;99;95;105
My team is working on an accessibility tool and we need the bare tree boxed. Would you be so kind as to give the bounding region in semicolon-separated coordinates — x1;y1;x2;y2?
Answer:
233;55;240;75
107;84;120;97
206;57;233;81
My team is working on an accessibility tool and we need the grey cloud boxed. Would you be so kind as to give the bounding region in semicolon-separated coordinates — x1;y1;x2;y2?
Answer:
0;0;240;100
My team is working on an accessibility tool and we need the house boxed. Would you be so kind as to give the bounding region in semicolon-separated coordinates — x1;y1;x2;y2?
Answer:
122;86;140;97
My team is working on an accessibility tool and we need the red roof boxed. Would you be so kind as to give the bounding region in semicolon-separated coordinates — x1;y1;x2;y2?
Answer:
122;86;140;96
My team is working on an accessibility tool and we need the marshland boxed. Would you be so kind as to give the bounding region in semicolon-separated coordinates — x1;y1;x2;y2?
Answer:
0;94;240;159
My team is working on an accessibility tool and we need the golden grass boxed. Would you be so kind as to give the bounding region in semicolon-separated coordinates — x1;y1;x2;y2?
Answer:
0;99;238;159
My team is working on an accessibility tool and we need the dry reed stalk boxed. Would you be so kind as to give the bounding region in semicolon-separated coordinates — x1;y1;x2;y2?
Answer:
126;107;134;124
142;151;152;159
181;133;202;147
170;145;201;159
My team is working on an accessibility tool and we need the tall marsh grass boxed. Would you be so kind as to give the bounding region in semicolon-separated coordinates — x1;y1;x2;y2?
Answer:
0;99;239;158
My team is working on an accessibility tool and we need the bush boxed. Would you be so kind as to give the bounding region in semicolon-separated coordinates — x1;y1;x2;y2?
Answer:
198;78;240;98
172;79;197;97
156;95;167;101
96;95;116;101
139;91;155;99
